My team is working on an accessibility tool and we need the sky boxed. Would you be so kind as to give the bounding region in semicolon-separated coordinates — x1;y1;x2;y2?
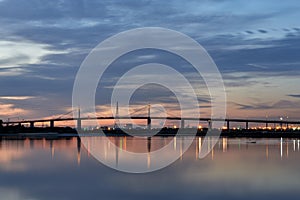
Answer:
0;0;300;124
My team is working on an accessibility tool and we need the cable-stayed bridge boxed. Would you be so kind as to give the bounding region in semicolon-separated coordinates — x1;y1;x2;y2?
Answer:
1;104;300;130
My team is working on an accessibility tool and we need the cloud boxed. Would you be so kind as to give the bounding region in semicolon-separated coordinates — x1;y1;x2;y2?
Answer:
0;0;299;119
287;94;300;98
258;29;268;34
234;100;300;110
0;103;28;117
0;96;34;100
0;39;67;69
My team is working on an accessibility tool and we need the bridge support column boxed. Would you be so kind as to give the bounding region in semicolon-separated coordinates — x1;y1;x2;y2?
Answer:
77;107;82;131
181;119;185;129
208;120;212;130
50;120;54;129
266;122;268;129
246;122;249;130
147;117;151;130
227;120;230;130
30;122;35;128
77;119;82;131
147;104;151;130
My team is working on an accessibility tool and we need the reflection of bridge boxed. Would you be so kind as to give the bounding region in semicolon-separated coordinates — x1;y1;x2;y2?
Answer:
2;104;300;130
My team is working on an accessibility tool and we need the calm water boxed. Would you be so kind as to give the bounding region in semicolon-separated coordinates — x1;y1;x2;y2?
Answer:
0;136;300;200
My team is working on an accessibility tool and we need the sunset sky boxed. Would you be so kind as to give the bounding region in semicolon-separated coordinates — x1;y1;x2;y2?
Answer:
1;0;300;124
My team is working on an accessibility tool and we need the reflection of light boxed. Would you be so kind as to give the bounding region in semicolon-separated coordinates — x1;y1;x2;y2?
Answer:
222;138;227;152
123;137;127;151
119;138;123;152
180;138;183;160
147;153;151;169
211;146;214;160
266;142;269;159
280;138;283;160
298;140;300;151
173;137;177;150
77;151;81;166
293;140;296;152
198;137;202;159
286;141;289;157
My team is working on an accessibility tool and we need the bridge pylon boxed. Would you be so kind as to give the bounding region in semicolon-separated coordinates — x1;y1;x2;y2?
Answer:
114;102;119;129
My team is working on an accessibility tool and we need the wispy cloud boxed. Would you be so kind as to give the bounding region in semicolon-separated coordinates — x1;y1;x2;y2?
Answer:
0;39;68;69
0;96;34;100
287;94;300;98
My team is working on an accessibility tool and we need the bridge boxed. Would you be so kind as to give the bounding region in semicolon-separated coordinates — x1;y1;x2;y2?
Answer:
1;104;300;130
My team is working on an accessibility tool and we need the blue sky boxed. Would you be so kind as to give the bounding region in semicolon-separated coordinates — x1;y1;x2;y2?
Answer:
0;0;300;122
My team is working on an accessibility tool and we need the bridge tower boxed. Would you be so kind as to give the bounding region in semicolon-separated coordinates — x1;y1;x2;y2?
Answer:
147;104;151;130
114;102;119;129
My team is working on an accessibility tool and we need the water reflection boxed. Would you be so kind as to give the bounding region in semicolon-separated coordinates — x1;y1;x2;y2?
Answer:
1;136;300;200
1;137;300;166
1;137;300;167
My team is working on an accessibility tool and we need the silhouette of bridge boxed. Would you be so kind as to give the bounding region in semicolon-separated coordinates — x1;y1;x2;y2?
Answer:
2;104;300;130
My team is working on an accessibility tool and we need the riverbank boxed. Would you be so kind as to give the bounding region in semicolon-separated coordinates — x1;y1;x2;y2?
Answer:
1;127;300;139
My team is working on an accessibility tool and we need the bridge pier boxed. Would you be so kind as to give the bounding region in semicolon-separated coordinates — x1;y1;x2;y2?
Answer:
77;118;82;131
30;122;35;128
147;117;151;130
227;120;230;130
246;121;249;130
147;104;151;130
50;120;54;129
208;120;212;130
266;122;268;129
77;107;82;131
181;119;185;128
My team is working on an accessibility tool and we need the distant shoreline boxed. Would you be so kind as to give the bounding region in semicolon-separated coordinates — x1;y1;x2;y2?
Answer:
1;126;300;139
